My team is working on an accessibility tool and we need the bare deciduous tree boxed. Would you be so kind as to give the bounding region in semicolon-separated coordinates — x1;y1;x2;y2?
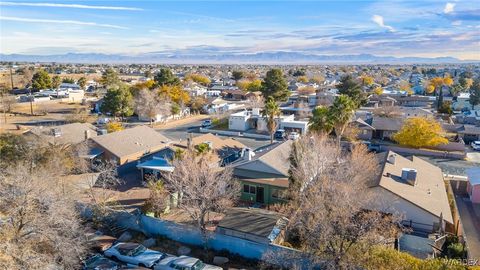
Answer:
161;150;240;248
274;135;400;270
134;89;171;127
0;165;89;269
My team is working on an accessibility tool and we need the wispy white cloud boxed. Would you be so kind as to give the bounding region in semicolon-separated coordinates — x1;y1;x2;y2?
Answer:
0;2;143;11
0;16;128;29
371;15;395;32
444;3;455;14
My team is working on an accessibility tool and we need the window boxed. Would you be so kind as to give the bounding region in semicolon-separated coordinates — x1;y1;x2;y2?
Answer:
243;184;256;194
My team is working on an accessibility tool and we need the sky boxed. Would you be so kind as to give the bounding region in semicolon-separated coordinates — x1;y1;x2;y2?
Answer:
0;0;479;60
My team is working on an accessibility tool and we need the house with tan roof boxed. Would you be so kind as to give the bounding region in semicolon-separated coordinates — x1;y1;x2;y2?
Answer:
369;151;453;233
25;122;97;146
231;140;292;205
174;133;247;166
91;125;174;175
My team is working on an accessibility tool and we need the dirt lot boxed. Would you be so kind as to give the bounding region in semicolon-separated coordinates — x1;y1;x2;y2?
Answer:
0;100;94;133
0;70;143;89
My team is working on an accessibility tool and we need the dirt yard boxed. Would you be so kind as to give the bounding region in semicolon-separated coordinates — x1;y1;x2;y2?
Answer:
0;100;94;133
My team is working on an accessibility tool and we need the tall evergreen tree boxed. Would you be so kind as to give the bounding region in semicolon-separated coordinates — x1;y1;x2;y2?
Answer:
261;69;289;102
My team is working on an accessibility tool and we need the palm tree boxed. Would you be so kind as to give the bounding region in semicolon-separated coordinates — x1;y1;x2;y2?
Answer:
263;97;281;144
309;106;333;135
330;95;355;145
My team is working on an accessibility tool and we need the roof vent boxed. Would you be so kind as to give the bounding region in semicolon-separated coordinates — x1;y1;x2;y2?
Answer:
387;154;396;164
401;168;418;186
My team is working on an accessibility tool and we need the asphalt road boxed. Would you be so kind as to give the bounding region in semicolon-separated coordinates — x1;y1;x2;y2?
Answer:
418;156;478;176
158;119;271;150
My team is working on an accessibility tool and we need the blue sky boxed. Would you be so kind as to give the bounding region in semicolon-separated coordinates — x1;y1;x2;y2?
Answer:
1;0;479;59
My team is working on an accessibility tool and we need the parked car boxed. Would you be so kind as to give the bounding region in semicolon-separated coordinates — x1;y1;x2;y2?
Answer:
288;132;300;140
154;256;222;270
201;119;212;128
104;243;167;268
274;129;286;140
471;141;480;151
361;141;382;152
83;254;120;270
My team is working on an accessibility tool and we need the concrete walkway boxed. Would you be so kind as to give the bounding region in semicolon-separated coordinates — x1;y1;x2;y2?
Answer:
455;195;480;260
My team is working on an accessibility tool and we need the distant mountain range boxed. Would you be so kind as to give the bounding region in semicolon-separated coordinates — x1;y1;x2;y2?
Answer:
0;51;475;64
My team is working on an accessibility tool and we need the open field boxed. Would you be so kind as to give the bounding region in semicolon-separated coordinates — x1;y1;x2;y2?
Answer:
0;70;143;89
0;100;94;133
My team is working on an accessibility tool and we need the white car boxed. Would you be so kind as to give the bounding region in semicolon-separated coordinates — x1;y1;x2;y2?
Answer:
471;141;480;151
154;256;222;270
288;132;300;140
104;242;167;268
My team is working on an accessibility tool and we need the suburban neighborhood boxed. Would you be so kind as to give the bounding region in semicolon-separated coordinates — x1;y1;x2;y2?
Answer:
1;1;480;269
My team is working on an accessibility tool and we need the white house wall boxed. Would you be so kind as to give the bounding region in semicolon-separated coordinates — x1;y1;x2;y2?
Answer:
369;187;444;231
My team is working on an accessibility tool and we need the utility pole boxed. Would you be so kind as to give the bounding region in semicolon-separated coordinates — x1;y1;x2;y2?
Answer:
9;67;14;90
29;88;34;116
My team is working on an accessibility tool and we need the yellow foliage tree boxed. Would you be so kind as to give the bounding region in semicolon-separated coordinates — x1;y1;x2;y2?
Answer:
393;117;448;148
106;122;124;133
130;80;156;95
425;84;435;94
430;77;445;89
158;85;190;105
373;86;383;96
360;75;374;86
443;76;453;86
297;76;309;83
236;79;251;91
185;73;211;86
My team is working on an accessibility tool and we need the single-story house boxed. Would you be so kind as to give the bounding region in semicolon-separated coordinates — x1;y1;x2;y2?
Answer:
240;178;289;205
174;133;248;166
25;122;97;146
367;95;397;108
456;124;480;143
231;140;292;205
467;168;480;204
90;125;173;175
395;96;436;108
216;207;288;244
369;151;454;233
369;117;404;140
351;118;376;141
399;107;433;118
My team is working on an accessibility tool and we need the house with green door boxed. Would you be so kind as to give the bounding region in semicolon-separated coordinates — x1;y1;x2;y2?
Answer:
231;140;292;205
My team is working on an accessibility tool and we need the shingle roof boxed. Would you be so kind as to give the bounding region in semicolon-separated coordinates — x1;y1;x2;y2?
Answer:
91;125;170;159
27;122;97;145
177;133;246;150
371;117;404;131
253;140;292;176
375;151;453;224
457;125;480;135
217;208;285;238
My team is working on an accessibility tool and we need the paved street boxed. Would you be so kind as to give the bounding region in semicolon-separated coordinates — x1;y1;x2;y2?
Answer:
158;118;271;150
419;156;478;176
455;195;480;260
